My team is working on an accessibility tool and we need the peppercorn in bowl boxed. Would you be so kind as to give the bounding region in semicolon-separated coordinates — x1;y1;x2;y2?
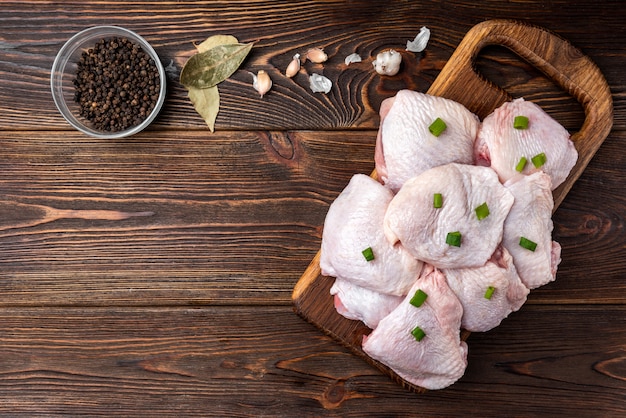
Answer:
51;26;166;138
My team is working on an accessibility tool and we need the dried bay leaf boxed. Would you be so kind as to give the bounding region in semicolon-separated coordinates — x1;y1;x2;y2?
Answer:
180;42;254;89
195;35;239;53
188;85;220;132
182;35;246;131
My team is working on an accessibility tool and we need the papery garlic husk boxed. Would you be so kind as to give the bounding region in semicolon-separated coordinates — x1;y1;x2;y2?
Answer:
252;70;272;97
309;73;332;93
344;52;362;65
372;49;402;76
406;26;430;52
285;53;301;77
305;47;328;63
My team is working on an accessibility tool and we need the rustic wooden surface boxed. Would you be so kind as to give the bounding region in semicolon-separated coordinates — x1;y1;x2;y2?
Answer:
0;1;624;416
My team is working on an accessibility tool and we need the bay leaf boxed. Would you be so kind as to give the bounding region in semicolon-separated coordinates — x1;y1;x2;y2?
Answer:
195;35;239;53
188;85;220;132
180;42;254;89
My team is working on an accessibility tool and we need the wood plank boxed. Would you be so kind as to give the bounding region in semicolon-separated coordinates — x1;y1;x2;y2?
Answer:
0;129;623;307
0;130;374;306
0;305;622;416
0;1;624;131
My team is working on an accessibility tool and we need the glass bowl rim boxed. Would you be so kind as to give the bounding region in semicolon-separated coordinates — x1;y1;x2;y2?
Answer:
50;25;167;139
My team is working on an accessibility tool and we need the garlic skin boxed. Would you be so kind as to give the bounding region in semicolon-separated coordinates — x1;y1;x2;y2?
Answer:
305;47;328;63
406;26;430;52
344;52;362;65
285;53;301;78
372;49;402;76
251;70;272;98
309;73;332;94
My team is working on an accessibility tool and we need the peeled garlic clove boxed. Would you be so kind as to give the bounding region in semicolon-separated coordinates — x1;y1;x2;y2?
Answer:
252;70;272;98
309;73;332;94
372;49;402;76
406;26;430;52
285;53;301;78
305;47;328;63
344;52;362;65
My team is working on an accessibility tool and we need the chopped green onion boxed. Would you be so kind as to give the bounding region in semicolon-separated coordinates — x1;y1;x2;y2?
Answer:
531;152;547;168
519;236;537;252
409;289;428;308
362;247;375;261
433;193;443;208
515;156;528;173
446;231;462;247
411;325;426;342
513;115;529;129
429;117;447;137
475;202;490;220
484;286;496;300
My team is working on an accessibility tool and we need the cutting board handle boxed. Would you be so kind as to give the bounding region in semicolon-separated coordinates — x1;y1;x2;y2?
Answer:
428;19;613;206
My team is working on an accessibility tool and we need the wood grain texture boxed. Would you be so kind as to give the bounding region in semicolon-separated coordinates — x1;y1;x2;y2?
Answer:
0;130;374;306
0;0;624;415
0;305;623;417
0;1;624;131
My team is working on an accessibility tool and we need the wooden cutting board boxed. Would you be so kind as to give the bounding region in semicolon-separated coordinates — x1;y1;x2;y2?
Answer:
292;19;613;393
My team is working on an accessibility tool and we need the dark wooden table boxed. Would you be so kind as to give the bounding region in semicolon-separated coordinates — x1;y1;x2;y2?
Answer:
1;1;624;416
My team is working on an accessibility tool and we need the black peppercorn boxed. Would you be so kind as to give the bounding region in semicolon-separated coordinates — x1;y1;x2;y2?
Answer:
73;36;160;133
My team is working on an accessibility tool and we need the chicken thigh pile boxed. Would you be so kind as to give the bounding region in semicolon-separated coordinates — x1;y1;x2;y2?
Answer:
320;90;577;390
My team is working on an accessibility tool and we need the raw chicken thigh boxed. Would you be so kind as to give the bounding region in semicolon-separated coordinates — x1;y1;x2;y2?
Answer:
362;265;468;390
384;163;514;269
330;278;404;329
474;97;577;190
502;172;562;289
320;174;423;296
442;246;529;332
316;91;576;391
374;90;480;192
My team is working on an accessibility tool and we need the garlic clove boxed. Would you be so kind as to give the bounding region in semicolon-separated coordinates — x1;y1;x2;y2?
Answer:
285;53;301;78
344;52;362;65
372;49;402;76
406;26;431;52
305;47;328;63
309;73;332;94
251;70;272;97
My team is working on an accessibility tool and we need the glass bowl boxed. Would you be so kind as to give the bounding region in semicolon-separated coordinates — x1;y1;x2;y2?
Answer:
50;26;166;139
